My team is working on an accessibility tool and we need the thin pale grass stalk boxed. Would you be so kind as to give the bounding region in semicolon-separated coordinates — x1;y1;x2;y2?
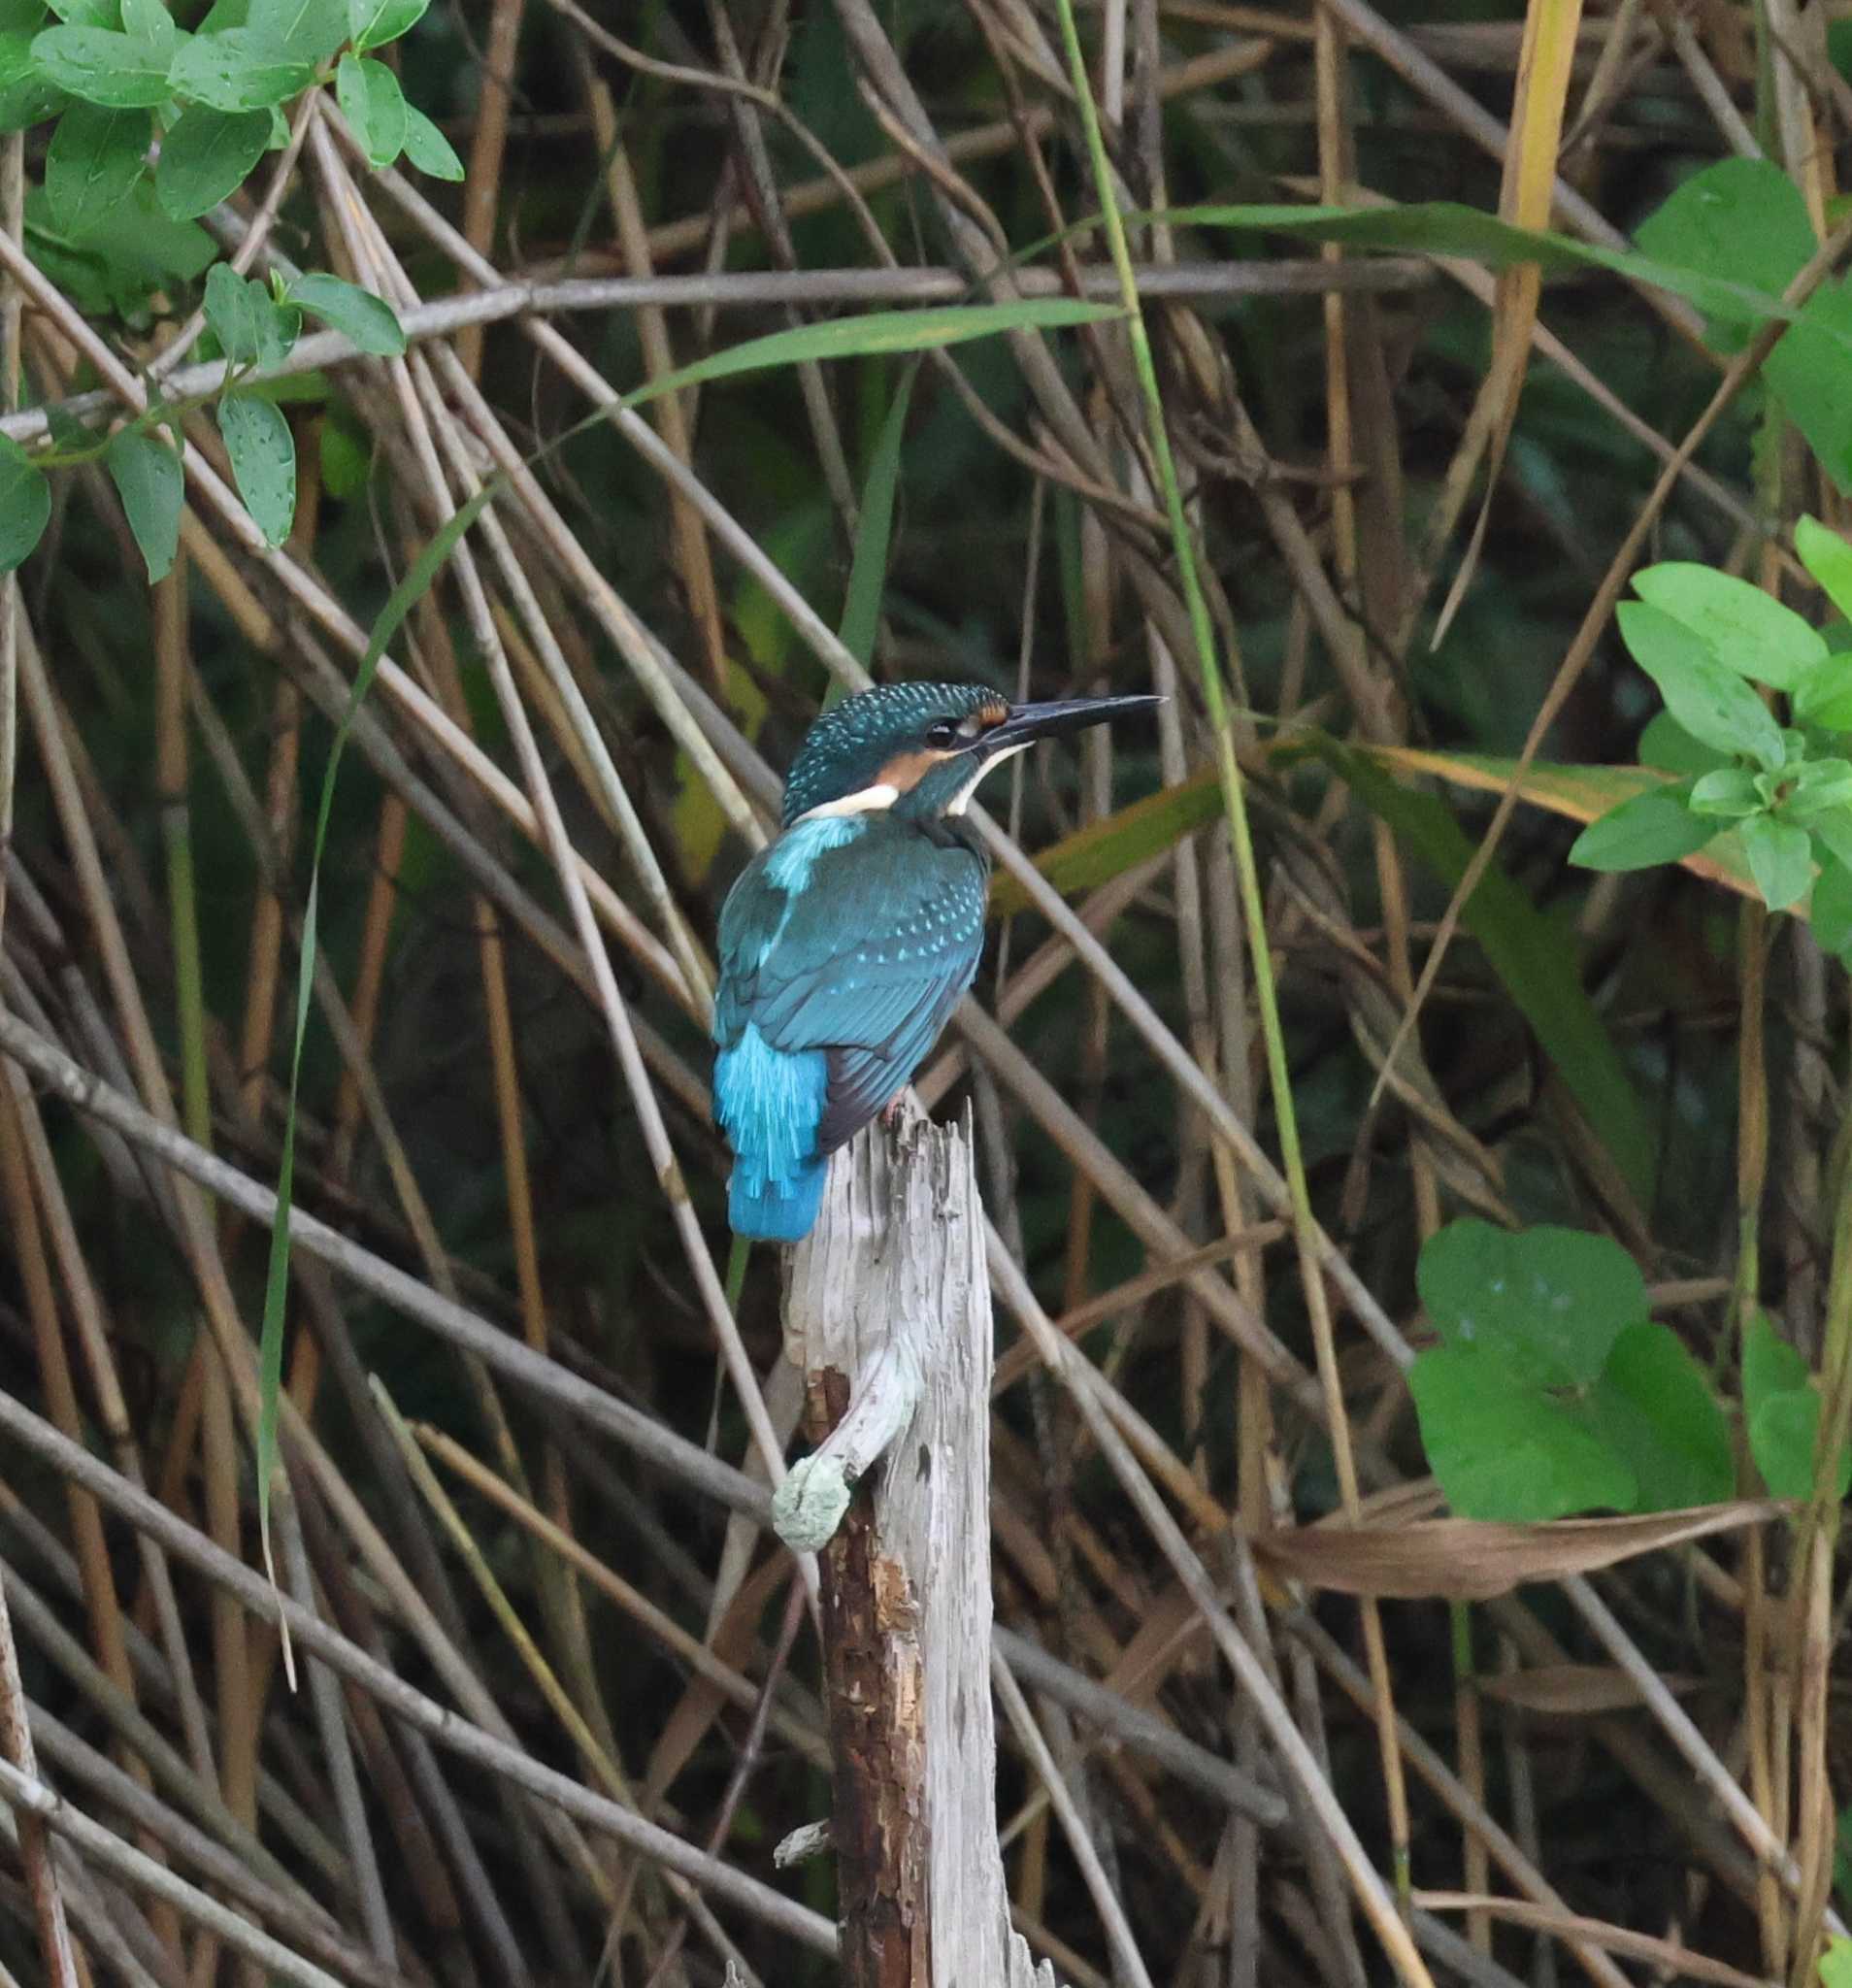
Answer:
275;1517;393;1966
453;0;524;381
0;1576;79;1988
0;1054;215;1788
572;41;731;692
153;549;260;1968
0;1755;352;1988
0;250;1432;451
700;0;861;527
1414;1892;1770;1988
0;1807;166;1988
23;1707;389;1987
638;1584;805;1988
0;1549;340;1894
1221;1533;1372;1988
410;1421;830;1767
1559;1572;1833;1919
0;1389;838;1955
992;1655;1157;1988
0;999;188;1962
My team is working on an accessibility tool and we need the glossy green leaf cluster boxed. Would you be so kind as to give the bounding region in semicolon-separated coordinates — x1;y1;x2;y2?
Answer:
1571;520;1852;944
1408;1220;1732;1521
10;0;455;246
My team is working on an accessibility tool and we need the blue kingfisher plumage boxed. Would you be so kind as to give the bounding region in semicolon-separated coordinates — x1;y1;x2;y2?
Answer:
713;680;1161;1241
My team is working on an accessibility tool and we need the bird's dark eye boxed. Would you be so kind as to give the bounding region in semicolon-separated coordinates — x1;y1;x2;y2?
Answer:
926;719;960;747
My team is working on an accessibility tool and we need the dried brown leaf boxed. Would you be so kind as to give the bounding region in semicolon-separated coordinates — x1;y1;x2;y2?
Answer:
1475;1663;1703;1715
1250;1502;1784;1600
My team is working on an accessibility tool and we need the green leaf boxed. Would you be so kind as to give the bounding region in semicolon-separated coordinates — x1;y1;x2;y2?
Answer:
1821;1936;1852;1988
1811;851;1852;956
1750;1388;1852;1503
105;425;181;580
1633;157;1814;348
617;300;1123;414
1744;1309;1809;1406
216;391;294;544
288;269;403;354
0;27;67;130
44;100;145;235
1743;1319;1844;1489
167;26;311;109
46;0;116;22
1793;637;1852;731
0;435;50;573
1767;279;1852;494
246;0;347;59
1616;600;1786;770
347;0;424;52
1632;562;1826;691
117;0;173;48
155;102;269;217
1409;1343;1637;1522
205;258;294;366
1569;785;1716;873
0;0;47;25
1587;1321;1733;1510
26;171;213;314
1738;811;1813;910
335;49;402;167
839;364;913;668
30;22;168;101
316;408;370;497
1798;514;1852;623
1688;768;1763;818
254;476;497;1590
1638;710;1731;776
1418;1219;1647;1390
399;99;460;181
1783;758;1852;818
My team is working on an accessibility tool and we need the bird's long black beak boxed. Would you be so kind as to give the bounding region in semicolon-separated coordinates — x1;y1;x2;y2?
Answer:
974;693;1165;755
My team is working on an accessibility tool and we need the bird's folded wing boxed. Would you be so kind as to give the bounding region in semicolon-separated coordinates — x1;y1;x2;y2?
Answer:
732;830;987;1152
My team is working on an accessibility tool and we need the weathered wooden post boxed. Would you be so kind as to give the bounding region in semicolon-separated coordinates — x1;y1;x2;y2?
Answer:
772;1098;1056;1988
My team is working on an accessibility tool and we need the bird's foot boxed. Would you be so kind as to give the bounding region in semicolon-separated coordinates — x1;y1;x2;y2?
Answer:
880;1096;906;1130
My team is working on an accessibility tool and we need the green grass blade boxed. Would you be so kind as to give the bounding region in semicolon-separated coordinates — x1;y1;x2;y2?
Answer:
254;480;497;1579
616;301;1120;421
839;363;916;669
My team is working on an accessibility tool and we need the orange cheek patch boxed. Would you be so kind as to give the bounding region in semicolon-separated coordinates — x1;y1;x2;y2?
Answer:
876;747;956;792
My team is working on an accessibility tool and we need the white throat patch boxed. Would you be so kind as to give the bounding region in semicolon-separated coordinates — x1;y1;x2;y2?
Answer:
791;782;899;822
946;741;1029;814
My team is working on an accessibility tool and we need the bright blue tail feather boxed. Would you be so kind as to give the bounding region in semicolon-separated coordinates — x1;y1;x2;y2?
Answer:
712;1024;831;1242
728;1156;828;1241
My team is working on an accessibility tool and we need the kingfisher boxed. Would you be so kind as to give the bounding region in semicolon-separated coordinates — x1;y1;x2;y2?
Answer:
713;680;1161;1241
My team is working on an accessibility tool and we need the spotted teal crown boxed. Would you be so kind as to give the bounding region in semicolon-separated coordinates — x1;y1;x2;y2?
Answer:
780;681;1005;825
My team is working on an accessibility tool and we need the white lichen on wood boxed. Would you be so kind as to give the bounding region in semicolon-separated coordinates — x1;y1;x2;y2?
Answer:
782;1097;1058;1988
